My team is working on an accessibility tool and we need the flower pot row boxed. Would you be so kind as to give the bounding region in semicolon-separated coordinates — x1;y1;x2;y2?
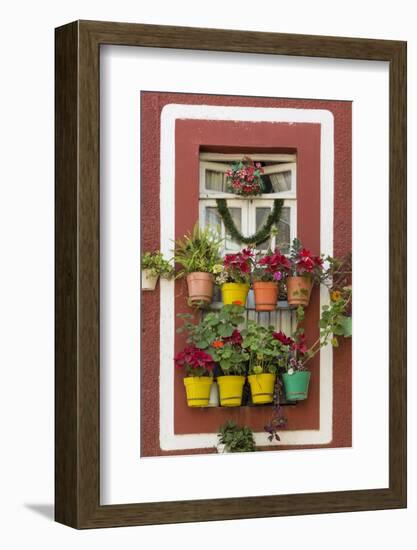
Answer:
144;269;313;309
220;276;313;309
143;236;323;311
183;371;311;408
186;274;312;309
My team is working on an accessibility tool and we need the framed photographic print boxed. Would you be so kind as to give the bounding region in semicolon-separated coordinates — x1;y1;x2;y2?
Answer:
55;20;406;528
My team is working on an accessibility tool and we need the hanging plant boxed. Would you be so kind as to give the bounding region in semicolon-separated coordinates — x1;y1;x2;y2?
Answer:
216;198;283;246
225;156;265;196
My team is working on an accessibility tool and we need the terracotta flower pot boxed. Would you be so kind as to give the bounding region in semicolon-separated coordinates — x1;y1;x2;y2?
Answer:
287;276;313;306
253;281;279;311
186;272;214;305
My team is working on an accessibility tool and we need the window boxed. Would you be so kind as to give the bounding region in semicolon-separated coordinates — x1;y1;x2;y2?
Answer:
199;153;297;254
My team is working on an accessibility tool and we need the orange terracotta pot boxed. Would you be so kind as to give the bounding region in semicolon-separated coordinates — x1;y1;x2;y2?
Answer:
186;272;214;305
253;281;279;311
287;276;313;306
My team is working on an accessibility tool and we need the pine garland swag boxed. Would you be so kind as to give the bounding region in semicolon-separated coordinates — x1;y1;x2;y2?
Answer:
215;198;283;246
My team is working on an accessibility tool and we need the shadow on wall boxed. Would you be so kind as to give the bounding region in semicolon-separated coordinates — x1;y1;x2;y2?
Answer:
24;503;54;521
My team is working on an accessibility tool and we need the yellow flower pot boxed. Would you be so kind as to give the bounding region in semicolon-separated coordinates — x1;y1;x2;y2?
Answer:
248;373;276;404
217;375;246;407
183;376;213;407
221;283;250;306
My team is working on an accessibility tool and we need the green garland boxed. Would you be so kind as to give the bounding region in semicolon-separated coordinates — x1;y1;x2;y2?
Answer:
216;198;283;246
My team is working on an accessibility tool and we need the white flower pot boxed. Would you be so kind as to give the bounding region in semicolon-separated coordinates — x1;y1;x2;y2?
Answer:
141;269;159;291
208;381;220;407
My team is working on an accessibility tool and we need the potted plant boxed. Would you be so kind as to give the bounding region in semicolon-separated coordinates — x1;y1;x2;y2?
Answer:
241;322;285;404
252;249;290;311
215;248;254;306
141;250;174;291
174;345;215;407
286;239;324;307
177;304;248;407
217;421;256;453
274;327;311;402
225;156;265;196
177;303;246;346
278;289;352;401
209;334;249;407
174;224;222;306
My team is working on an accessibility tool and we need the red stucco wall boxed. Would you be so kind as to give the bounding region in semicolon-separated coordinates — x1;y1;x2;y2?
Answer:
140;91;352;457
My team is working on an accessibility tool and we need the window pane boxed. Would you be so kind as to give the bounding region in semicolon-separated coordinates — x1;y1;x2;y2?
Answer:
256;207;272;251
205;206;242;252
276;207;291;253
206;170;227;192
225;208;242;251
205;206;222;233
269;171;292;192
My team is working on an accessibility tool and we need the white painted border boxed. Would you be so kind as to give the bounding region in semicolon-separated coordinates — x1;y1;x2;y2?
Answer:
159;104;334;451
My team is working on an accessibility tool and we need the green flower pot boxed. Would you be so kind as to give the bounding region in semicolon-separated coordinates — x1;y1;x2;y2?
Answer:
282;371;311;401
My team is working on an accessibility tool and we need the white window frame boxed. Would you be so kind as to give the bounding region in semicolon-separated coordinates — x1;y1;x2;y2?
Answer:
199;154;297;253
199;156;297;200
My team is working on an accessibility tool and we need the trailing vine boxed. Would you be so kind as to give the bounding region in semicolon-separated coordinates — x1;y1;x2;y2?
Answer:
216;198;283;246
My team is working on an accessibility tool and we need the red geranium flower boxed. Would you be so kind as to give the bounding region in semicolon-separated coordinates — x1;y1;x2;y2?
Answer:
212;340;224;349
295;248;323;275
224;329;243;346
223;248;254;275
291;333;308;355
259;249;291;274
272;330;294;347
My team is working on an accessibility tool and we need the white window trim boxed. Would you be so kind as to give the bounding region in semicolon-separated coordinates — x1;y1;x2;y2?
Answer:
199;152;296;162
159;104;334;451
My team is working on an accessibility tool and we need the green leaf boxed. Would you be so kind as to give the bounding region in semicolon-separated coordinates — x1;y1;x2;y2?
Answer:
196;340;209;349
339;315;352;337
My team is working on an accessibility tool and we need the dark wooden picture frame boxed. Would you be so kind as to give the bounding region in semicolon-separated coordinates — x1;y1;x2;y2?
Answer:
55;20;407;529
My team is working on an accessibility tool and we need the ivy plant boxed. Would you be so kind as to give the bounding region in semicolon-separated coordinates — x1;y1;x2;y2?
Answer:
141;250;174;278
217;421;256;453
